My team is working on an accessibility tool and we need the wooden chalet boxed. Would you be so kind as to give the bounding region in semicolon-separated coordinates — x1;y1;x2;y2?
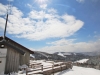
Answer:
0;36;34;74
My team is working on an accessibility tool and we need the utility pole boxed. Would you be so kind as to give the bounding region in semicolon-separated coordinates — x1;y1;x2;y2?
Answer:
4;12;8;39
3;0;12;39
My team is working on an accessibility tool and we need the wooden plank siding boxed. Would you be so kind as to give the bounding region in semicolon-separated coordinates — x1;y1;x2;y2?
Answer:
4;41;31;74
19;51;30;66
0;36;34;74
5;46;20;74
5;37;32;66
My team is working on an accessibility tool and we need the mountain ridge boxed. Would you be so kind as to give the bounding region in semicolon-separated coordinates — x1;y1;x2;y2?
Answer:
32;51;90;62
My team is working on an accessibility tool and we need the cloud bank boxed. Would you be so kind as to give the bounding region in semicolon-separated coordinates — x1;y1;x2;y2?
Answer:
0;3;84;40
37;38;100;53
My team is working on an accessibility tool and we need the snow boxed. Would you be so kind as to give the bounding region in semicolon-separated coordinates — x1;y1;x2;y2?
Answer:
41;61;53;66
73;53;76;55
37;52;49;58
55;66;100;75
58;52;65;57
19;64;28;69
63;53;71;55
75;59;89;63
2;60;100;75
30;60;53;66
18;66;100;75
30;54;35;58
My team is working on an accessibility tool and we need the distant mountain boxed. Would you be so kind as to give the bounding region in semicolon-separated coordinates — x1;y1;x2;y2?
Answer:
31;51;100;68
31;51;90;62
54;52;85;56
32;51;65;61
54;52;90;61
81;51;100;56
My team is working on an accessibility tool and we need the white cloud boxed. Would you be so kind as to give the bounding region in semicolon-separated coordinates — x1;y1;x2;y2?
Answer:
29;10;45;20
47;39;76;46
40;4;47;9
76;0;85;3
0;3;84;40
47;8;57;14
38;39;100;53
0;3;7;16
35;0;48;4
27;4;33;9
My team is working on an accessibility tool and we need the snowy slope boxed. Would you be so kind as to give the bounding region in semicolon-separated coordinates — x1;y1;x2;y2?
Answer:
11;59;100;75
18;66;100;75
55;66;100;75
75;59;89;63
2;60;100;75
58;52;65;57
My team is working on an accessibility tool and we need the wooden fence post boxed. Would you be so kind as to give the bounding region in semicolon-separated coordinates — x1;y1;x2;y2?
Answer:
41;65;43;71
65;63;67;69
52;65;54;75
60;64;62;71
26;68;28;75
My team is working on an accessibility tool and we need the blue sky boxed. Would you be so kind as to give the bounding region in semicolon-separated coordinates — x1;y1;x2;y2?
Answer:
0;0;100;53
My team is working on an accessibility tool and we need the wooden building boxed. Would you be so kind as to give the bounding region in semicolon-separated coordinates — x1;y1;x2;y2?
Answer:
0;36;34;74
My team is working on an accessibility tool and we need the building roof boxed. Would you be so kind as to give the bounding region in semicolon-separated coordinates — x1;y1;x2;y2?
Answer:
0;36;34;54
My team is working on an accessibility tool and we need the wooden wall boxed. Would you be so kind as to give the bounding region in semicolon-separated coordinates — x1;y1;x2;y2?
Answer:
6;39;31;66
0;37;32;74
19;51;30;66
8;40;30;66
5;46;20;74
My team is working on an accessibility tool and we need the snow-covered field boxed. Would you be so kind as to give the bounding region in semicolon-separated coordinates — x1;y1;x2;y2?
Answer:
17;60;100;75
1;59;100;75
18;59;100;75
75;59;89;63
18;66;100;75
55;66;100;75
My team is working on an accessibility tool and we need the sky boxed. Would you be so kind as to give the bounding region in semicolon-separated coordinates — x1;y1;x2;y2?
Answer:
0;0;100;53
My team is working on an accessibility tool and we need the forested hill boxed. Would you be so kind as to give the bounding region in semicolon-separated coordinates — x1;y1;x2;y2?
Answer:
32;51;90;62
